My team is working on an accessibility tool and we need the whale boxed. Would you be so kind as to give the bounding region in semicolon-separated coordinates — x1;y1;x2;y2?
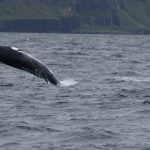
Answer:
0;46;60;85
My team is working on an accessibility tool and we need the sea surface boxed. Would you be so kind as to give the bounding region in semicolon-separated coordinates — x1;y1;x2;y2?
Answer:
0;33;150;150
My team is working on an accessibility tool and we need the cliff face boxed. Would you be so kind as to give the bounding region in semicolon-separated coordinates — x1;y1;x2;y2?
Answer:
0;0;150;33
73;0;150;33
0;17;79;33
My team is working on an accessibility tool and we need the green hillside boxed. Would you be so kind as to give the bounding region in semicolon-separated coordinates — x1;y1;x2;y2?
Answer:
0;0;150;33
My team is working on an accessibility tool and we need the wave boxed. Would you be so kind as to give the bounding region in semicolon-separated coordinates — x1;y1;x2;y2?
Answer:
115;77;150;83
0;83;14;87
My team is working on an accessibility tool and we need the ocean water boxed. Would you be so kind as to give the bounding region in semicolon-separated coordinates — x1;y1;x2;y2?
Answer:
0;33;150;150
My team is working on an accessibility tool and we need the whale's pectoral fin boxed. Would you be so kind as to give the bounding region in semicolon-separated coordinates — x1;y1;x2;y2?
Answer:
0;45;60;86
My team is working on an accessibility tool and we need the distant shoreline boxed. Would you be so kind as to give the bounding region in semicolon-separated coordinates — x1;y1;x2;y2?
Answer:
1;1;150;36
0;31;150;35
0;18;150;35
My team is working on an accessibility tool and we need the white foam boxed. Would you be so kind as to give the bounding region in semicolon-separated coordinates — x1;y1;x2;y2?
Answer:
59;79;78;87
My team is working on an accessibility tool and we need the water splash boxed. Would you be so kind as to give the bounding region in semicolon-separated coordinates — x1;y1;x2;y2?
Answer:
59;79;78;87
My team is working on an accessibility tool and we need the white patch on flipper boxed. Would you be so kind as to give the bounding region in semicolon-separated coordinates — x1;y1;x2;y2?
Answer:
11;47;19;51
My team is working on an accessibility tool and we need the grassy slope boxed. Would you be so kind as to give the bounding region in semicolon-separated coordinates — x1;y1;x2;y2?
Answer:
0;0;66;20
119;1;150;32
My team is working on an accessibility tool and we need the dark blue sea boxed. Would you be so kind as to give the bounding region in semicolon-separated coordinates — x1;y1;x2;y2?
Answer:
0;33;150;150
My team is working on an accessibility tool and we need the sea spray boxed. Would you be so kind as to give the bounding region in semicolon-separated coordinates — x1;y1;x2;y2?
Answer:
59;79;78;87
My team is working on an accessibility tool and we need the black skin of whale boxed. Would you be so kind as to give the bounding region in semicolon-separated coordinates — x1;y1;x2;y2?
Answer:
0;46;60;85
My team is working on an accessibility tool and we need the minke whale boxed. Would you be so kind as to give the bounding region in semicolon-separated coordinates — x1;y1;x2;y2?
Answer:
0;46;60;85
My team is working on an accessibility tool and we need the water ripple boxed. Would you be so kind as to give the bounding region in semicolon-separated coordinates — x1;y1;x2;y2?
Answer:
0;33;150;150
